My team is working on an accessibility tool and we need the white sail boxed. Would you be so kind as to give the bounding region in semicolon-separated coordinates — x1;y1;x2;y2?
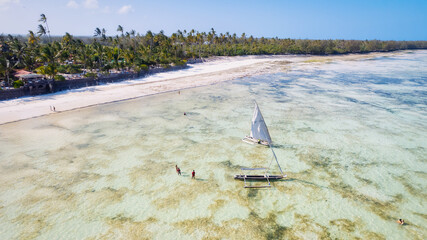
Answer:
250;102;272;144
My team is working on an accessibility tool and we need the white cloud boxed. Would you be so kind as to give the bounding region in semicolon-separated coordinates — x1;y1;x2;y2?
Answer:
66;0;78;9
118;5;133;15
0;0;20;10
0;0;19;5
102;6;110;14
83;0;98;9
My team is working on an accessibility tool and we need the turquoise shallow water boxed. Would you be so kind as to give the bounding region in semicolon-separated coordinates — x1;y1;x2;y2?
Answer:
0;51;426;239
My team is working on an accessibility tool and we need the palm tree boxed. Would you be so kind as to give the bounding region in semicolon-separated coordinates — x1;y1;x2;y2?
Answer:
93;27;107;43
0;36;16;87
76;41;94;70
94;27;101;38
91;41;105;70
117;25;124;37
241;32;246;42
196;32;204;58
25;31;39;71
61;32;73;60
145;31;154;60
37;45;57;79
101;28;107;42
210;28;216;37
39;14;51;42
37;24;46;38
9;36;27;73
28;30;39;46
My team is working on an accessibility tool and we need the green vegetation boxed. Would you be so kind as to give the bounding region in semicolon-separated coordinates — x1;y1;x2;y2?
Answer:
84;72;97;79
54;75;65;81
13;79;24;88
1;14;426;87
57;64;83;74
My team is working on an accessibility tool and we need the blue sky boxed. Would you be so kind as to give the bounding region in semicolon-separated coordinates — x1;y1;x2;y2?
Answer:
0;0;426;40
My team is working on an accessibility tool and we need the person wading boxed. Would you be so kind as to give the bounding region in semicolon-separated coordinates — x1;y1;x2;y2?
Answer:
175;165;181;175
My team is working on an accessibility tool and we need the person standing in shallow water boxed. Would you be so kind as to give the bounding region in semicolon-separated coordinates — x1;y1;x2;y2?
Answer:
175;165;181;175
192;170;195;179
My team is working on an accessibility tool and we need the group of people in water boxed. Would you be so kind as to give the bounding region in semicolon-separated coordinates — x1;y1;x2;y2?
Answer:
175;165;195;179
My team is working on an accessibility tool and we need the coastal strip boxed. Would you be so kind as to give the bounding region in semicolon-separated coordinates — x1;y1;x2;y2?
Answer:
0;51;410;125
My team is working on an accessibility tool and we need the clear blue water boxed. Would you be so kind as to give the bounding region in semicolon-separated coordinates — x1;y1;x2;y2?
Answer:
0;51;426;239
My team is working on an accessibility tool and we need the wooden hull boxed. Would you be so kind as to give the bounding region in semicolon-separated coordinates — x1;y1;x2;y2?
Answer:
234;175;284;180
242;136;269;146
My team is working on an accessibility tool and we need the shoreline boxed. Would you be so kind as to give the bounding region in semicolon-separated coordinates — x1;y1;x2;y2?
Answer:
0;50;415;125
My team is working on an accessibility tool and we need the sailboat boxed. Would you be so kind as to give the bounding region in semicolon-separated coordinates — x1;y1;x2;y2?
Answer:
235;102;286;188
242;102;272;146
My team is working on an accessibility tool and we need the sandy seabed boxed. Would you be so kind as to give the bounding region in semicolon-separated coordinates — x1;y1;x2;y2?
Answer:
0;50;426;239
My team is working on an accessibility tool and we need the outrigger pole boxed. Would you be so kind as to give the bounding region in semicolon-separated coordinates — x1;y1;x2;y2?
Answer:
269;144;284;176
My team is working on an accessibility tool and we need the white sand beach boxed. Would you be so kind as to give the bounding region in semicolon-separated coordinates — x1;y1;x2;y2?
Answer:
0;52;407;125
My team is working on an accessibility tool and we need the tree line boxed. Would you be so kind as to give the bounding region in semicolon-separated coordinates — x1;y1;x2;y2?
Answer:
1;14;426;88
